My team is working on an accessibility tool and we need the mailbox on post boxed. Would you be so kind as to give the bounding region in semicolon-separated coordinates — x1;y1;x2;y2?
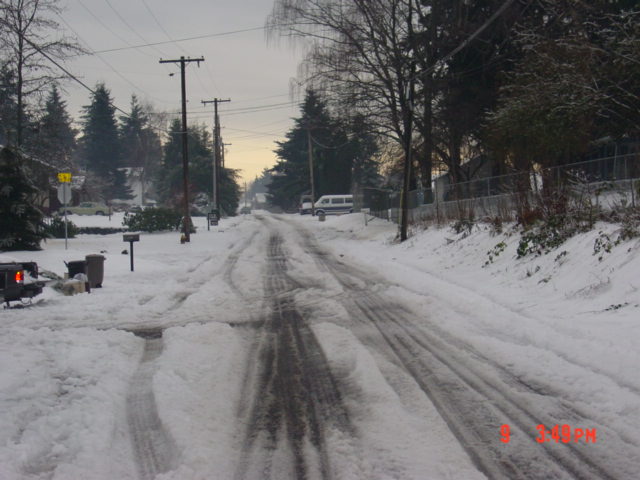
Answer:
208;209;219;227
123;233;140;271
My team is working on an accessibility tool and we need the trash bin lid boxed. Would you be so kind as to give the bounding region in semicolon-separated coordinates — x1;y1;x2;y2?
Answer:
85;254;105;260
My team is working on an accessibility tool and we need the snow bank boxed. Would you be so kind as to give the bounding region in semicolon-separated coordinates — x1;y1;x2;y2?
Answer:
0;327;142;479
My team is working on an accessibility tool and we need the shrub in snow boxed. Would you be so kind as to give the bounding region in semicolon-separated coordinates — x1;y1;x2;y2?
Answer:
77;227;126;235
46;217;78;238
123;207;182;232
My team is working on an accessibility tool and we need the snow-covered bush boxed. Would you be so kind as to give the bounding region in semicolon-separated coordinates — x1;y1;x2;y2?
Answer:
45;217;78;238
123;207;181;232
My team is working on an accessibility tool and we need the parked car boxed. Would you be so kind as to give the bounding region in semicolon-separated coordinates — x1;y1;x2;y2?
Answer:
0;262;43;307
240;206;252;214
299;194;314;215
59;202;109;216
313;194;353;216
128;205;144;213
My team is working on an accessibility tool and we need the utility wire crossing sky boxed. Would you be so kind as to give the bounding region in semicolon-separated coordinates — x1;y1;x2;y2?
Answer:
57;0;304;183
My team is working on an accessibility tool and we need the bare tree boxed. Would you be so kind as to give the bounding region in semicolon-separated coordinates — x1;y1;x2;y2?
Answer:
0;0;83;147
268;0;424;240
267;0;417;160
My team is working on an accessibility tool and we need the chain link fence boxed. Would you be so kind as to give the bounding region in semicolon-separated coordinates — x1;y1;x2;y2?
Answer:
360;153;640;224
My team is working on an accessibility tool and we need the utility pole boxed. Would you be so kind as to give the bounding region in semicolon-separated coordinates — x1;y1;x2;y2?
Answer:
400;75;415;242
201;98;230;217
221;142;232;168
307;126;316;216
400;4;415;242
160;56;204;243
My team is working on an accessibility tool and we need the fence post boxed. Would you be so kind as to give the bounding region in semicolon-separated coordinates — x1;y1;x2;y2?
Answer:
433;181;437;225
624;155;628;180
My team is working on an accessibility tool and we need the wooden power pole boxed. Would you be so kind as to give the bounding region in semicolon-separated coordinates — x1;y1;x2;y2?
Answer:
307;126;316;216
160;56;204;242
202;98;230;215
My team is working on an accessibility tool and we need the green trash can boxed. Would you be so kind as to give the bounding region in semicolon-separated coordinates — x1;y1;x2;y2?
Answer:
85;254;105;288
66;260;86;278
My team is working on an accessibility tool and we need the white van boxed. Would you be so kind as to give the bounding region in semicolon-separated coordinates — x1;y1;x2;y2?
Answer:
313;194;353;215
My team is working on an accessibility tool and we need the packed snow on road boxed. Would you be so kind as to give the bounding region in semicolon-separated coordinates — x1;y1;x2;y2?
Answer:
1;211;638;479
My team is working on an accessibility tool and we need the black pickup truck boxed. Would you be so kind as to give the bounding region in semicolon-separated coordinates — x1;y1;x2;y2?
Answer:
0;262;44;307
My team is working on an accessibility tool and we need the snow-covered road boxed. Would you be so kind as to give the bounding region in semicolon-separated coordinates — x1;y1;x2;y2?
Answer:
1;211;638;479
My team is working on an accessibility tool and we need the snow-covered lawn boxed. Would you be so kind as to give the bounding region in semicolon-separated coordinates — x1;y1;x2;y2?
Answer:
1;211;638;478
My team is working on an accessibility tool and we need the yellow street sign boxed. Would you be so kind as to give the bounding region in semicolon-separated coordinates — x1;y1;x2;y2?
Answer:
57;172;72;183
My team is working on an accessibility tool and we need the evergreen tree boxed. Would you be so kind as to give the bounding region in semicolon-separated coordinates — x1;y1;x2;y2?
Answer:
0;63;18;145
156;120;240;214
0;147;46;251
156;119;183;204
268;90;378;210
269;91;336;210
79;83;120;198
248;169;273;197
120;95;149;167
119;95;162;204
345;114;382;191
179;124;212;196
111;169;134;200
29;85;76;169
218;167;241;216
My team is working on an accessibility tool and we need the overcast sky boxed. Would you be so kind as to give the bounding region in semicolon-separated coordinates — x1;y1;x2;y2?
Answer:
56;0;304;184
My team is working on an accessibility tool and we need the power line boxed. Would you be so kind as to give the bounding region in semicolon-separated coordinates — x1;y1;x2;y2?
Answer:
224;105;297;117
222;101;296;113
21;33;177;139
140;0;182;50
232;93;292;105
89;26;267;54
76;0;150;57
137;0;220;97
104;0;168;57
57;12;175;106
20;35;128;118
310;134;352;150
225;127;283;137
166;102;297;119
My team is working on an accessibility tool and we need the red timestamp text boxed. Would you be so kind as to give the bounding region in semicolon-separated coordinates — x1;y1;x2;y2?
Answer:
500;424;597;444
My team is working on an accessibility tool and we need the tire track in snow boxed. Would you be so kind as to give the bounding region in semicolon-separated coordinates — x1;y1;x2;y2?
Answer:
392;259;640;398
278;217;632;480
126;329;178;480
223;230;260;300
234;231;356;480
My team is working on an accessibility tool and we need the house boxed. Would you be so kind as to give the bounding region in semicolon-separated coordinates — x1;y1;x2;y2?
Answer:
0;145;57;214
433;155;516;202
